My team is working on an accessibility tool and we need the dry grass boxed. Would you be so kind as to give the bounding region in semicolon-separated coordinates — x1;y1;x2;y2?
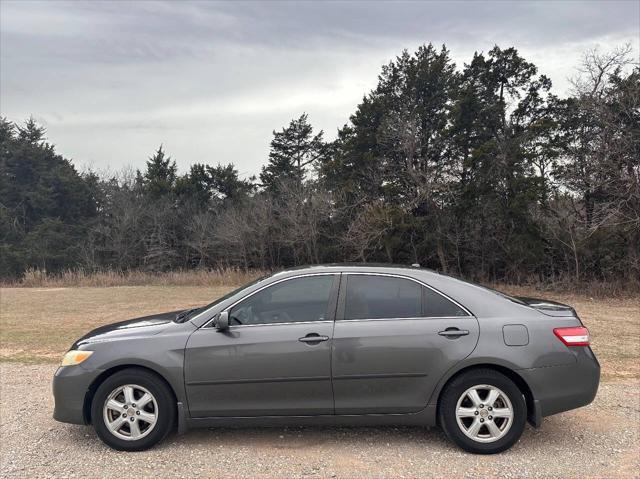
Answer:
0;286;226;363
5;268;638;298
486;278;640;299
4;267;267;288
0;284;638;380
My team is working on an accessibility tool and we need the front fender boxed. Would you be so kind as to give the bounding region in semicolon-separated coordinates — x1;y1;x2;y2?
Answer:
81;321;196;406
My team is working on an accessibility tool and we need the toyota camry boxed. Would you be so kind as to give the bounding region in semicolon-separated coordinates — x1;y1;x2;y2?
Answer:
53;264;600;453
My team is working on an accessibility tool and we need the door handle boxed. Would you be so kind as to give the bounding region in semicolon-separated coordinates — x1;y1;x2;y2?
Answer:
298;334;330;344
438;328;469;338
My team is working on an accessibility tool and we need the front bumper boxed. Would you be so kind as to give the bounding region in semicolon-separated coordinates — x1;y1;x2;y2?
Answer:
520;347;600;418
52;365;101;425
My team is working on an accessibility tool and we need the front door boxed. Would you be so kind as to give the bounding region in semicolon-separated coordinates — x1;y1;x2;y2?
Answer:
185;274;339;418
332;274;479;414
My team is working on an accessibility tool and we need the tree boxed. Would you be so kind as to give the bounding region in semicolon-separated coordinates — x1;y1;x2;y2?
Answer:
260;114;327;193
2;44;638;287
175;163;212;207
176;163;254;208
84;169;147;270
321;44;460;268
207;163;255;203
446;46;552;280
184;210;218;267
0;118;97;276
139;145;177;199
550;45;639;280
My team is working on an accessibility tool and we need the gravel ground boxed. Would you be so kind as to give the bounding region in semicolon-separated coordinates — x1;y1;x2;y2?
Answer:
1;363;638;479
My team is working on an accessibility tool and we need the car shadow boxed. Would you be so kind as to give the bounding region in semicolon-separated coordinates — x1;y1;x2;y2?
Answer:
62;416;569;455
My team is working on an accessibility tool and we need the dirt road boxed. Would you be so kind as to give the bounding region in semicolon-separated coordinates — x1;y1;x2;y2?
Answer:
1;363;638;479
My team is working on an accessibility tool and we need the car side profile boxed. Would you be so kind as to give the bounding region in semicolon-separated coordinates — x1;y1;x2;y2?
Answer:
53;265;600;454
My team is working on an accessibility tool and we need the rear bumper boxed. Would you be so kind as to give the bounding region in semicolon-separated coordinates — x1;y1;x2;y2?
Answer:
520;347;600;419
52;365;100;425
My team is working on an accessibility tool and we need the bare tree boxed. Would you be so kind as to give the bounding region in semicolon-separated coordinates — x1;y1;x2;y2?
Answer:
184;211;217;267
274;180;332;265
554;44;640;278
342;201;397;262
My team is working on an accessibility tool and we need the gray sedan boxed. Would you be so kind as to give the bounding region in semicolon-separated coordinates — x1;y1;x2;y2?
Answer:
52;265;600;454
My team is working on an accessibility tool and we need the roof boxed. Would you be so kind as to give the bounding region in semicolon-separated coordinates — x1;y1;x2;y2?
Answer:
274;263;439;275
271;263;533;319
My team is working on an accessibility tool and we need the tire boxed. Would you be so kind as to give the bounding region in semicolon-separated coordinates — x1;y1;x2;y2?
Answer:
438;368;526;454
91;368;176;451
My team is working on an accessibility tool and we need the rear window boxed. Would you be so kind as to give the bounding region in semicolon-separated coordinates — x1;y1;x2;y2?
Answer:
423;286;468;317
344;275;469;320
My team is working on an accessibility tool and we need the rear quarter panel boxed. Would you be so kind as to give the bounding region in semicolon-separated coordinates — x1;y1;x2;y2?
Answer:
424;310;583;404
413;272;586;407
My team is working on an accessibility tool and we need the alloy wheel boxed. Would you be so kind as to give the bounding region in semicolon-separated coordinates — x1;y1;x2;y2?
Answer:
455;384;514;443
102;384;158;441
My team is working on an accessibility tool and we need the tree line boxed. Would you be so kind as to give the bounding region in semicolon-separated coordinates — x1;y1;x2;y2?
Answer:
1;44;638;284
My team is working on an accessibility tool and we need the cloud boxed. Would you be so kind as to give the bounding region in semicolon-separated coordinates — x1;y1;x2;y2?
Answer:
1;0;638;176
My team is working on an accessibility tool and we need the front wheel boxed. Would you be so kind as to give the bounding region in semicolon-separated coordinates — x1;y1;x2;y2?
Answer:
91;368;175;451
438;369;526;454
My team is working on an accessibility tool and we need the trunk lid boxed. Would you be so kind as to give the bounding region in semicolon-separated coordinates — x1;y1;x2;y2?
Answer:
515;296;578;317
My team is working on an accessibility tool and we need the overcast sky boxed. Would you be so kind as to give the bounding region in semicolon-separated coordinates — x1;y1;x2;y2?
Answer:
1;1;638;178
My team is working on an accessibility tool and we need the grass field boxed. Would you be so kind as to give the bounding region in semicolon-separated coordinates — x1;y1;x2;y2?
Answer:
1;285;638;380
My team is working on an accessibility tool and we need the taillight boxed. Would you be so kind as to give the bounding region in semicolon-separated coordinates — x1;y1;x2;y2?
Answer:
553;326;590;347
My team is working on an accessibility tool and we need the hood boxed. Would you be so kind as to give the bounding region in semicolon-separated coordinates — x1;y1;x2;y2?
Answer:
73;310;182;347
515;296;577;317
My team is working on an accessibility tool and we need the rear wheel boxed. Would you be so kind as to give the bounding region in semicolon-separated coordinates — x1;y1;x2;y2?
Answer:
438;369;526;454
91;368;175;451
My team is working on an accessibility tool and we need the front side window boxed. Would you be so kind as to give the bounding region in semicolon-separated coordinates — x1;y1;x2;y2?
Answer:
345;275;422;320
228;275;335;326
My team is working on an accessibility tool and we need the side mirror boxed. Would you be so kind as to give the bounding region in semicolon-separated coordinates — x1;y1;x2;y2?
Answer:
214;311;229;331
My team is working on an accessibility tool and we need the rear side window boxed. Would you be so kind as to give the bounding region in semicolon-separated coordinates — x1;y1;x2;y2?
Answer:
345;275;422;320
423;286;468;317
344;275;469;320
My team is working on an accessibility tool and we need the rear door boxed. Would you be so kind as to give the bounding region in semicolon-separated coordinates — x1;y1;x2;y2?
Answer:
331;273;479;414
185;274;339;417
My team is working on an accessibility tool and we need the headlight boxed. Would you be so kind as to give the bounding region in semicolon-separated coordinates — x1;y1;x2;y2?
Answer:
60;350;93;366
